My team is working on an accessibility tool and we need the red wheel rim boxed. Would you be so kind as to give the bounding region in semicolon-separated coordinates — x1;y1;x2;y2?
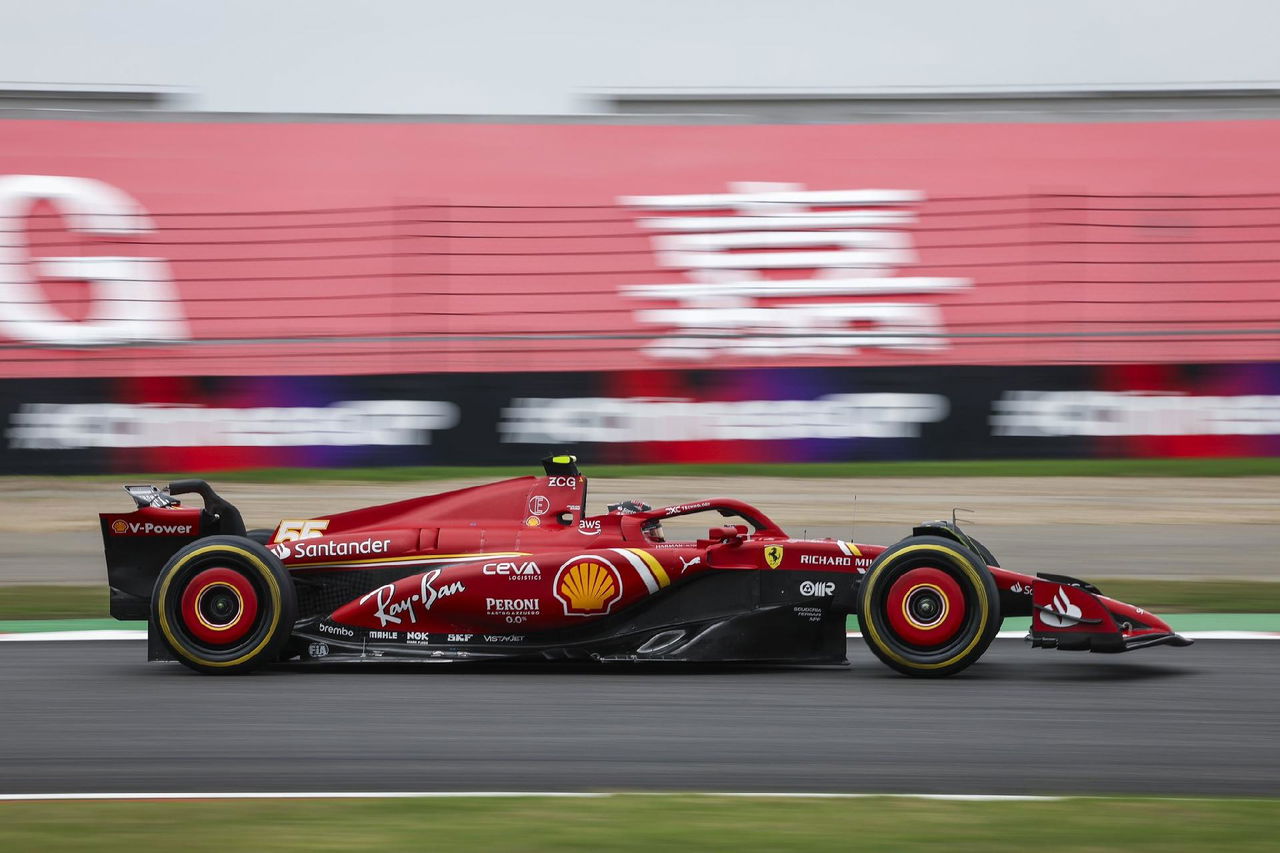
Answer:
885;566;965;647
179;567;259;645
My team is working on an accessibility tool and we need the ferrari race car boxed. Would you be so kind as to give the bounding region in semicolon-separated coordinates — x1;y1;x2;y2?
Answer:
101;456;1191;677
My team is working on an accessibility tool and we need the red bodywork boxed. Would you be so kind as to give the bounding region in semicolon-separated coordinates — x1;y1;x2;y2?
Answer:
247;470;1177;648
102;461;1187;665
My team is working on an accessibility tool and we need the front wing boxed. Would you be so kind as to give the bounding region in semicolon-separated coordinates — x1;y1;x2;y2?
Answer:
1026;574;1193;652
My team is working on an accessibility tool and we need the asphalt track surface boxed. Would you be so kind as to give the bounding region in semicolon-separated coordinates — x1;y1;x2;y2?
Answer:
2;639;1277;796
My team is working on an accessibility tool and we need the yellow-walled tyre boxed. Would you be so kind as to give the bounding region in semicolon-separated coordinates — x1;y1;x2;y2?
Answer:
857;535;1000;678
150;536;297;675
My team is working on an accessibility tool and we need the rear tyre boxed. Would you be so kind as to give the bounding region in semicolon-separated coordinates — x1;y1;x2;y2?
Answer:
857;535;1000;677
151;535;296;675
245;528;275;545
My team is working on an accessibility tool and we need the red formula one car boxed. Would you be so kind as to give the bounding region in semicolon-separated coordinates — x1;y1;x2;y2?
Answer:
100;456;1190;676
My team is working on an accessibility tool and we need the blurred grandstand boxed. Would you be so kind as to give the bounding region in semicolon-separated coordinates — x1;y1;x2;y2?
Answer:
1;0;1278;473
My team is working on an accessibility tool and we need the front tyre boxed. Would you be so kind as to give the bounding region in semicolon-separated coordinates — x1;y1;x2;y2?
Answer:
857;535;1000;678
151;535;297;675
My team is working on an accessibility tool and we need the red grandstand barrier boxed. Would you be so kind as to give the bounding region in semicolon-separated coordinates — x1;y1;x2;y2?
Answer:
1;119;1279;377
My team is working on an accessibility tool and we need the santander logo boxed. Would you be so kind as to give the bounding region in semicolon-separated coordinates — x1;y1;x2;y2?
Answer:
1040;587;1084;628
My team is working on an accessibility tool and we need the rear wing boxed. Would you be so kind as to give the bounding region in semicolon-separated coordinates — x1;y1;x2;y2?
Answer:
100;480;246;620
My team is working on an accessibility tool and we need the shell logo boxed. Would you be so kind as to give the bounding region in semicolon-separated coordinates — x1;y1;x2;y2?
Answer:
554;556;623;616
111;519;128;534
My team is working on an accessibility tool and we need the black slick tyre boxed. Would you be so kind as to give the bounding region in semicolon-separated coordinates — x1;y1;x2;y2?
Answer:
967;535;1000;568
150;535;297;675
856;535;1000;678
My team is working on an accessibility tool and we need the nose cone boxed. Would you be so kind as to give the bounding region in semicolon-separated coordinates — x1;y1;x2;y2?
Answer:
1103;594;1171;631
1101;594;1194;647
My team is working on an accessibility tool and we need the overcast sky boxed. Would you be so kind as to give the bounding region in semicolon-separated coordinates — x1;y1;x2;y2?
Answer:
4;0;1280;114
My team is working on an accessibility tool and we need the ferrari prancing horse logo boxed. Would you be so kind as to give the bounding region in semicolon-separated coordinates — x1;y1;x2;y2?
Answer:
765;545;784;569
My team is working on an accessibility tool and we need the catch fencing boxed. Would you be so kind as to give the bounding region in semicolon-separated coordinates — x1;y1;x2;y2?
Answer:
5;189;1280;377
2;119;1279;377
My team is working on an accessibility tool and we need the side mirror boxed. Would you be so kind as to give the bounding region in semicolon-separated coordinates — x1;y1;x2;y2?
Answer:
709;525;744;545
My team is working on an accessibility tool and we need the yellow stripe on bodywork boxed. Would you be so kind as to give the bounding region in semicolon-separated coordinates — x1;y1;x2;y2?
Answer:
838;540;862;557
627;548;670;588
295;551;531;569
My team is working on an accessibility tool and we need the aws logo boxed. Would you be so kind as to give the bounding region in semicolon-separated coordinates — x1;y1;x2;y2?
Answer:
554;556;623;616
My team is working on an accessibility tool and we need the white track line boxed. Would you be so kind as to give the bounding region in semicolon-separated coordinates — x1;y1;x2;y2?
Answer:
4;626;1279;644
0;630;147;642
0;791;1060;802
1164;630;1280;640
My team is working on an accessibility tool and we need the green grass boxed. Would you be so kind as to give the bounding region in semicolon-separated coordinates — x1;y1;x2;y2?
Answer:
1095;579;1280;613
41;456;1280;483
6;579;1279;621
0;585;110;620
1;795;1277;853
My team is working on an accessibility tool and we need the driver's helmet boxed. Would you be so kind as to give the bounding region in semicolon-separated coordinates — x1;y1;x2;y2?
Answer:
606;499;665;542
